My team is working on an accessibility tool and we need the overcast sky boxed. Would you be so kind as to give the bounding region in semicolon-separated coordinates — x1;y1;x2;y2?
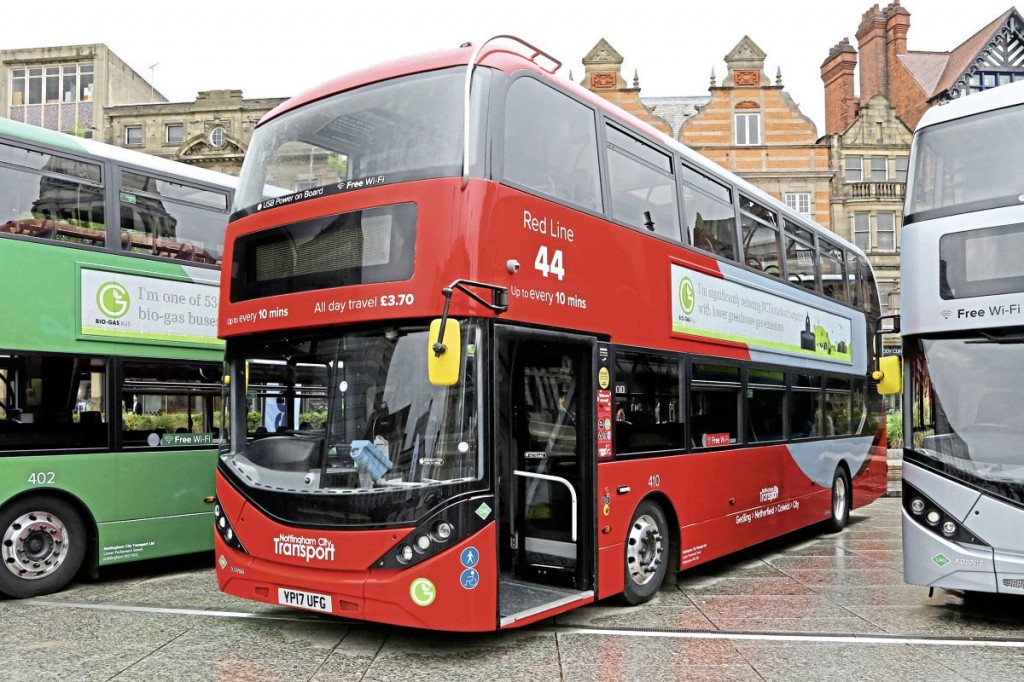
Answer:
4;1;1018;133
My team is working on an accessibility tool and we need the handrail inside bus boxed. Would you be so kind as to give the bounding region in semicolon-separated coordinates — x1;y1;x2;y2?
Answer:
462;35;562;188
513;470;578;541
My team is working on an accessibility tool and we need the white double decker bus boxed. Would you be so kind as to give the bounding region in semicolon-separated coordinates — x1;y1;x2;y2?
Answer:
901;79;1024;595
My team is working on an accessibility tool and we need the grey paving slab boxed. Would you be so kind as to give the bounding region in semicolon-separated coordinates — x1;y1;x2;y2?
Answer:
558;663;763;682
707;616;886;633
556;632;749;667
555;603;716;629
916;644;1024;682
676;574;821;596
733;641;969;682
689;593;863;621
806;582;955;607
773;565;904;586
763;553;894;570
848;604;1024;638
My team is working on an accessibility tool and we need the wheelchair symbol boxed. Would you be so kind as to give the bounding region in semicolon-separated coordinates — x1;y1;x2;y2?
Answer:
460;568;479;590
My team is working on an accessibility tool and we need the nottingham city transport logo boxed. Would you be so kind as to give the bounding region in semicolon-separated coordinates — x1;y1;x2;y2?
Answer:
679;276;696;316
96;281;130;319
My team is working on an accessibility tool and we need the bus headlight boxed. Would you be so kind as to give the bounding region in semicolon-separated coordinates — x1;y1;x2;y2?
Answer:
942;521;957;537
925;510;941;526
415;534;431;552
397;544;414;563
434;521;453;541
910;498;926;515
212;496;247;554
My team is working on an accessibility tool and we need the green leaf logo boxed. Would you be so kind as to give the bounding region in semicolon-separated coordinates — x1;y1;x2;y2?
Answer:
679;276;696;315
97;281;130;319
409;577;436;607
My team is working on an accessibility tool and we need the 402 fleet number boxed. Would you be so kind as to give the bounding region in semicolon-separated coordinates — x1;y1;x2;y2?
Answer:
27;471;56;485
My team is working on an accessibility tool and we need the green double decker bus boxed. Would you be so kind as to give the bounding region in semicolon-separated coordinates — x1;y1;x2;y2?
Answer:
0;118;237;598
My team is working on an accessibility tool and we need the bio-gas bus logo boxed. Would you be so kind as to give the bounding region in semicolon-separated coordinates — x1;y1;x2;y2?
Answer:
679;276;696;316
96;281;130;319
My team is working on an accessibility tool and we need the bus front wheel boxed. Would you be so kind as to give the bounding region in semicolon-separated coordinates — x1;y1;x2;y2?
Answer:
621;499;669;605
0;495;87;598
824;468;851;533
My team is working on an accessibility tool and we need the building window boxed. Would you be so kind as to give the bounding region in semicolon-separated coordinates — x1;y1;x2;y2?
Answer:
844;155;863;182
734;113;761;145
894;156;908;183
165;123;184;144
968;71;1024;94
784;192;811;215
853;212;870;251
209;126;226;149
877;211;896;251
11;63;93;106
878;281;896;313
124;125;143;146
870;156;887;182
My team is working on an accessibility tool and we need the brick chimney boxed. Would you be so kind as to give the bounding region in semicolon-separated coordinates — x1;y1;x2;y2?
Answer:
821;38;859;134
886;1;911;63
856;3;888;100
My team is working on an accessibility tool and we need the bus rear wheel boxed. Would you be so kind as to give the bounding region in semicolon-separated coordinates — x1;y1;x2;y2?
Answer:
621;499;669;605
824;468;851;533
0;496;86;598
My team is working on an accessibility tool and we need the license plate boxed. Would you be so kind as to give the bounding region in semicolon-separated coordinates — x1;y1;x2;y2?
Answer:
277;587;332;613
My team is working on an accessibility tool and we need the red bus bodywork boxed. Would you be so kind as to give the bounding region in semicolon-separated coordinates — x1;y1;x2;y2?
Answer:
215;41;887;631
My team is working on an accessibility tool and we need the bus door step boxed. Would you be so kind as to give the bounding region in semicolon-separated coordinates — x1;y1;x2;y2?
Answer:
498;577;593;626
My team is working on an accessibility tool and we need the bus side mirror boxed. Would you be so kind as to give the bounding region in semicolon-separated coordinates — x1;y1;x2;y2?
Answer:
872;356;902;395
428;319;461;386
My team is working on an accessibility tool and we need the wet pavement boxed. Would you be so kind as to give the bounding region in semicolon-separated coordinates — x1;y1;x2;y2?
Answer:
4;497;1024;681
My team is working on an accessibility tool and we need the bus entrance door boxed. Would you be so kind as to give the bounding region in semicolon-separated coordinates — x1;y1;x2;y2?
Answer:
495;327;594;626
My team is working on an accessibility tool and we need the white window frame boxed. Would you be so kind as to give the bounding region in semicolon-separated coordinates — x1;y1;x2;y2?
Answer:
784;192;811;216
734;113;761;146
165;123;184;144
124;125;143;146
870;156;887;182
209;126;226;149
876;211;896;252
852;212;870;251
844;155;863;183
894;156;908;183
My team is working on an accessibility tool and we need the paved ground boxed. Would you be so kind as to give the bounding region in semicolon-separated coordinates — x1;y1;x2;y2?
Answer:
4;497;1024;681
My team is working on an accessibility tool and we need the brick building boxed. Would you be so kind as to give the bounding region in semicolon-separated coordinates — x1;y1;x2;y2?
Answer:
580;38;675;136
580;37;831;229
821;2;1024;318
679;36;833;229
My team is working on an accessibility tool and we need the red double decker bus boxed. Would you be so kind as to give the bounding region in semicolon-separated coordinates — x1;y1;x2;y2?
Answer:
214;37;888;631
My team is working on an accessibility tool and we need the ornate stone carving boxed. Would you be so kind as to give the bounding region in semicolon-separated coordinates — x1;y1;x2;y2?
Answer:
734;70;760;87
591;73;616;89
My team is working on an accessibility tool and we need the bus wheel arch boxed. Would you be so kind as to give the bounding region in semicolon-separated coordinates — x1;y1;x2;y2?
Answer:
0;490;95;598
620;494;677;605
824;463;852;533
